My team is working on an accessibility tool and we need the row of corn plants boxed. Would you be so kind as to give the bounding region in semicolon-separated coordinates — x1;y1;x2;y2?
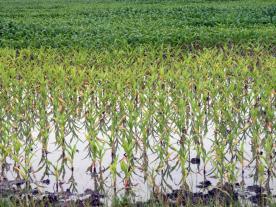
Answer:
0;46;275;202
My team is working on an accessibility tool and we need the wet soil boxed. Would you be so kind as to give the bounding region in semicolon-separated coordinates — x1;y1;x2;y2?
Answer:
0;180;274;206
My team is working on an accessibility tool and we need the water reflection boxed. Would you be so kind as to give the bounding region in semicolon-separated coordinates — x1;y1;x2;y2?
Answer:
0;118;275;205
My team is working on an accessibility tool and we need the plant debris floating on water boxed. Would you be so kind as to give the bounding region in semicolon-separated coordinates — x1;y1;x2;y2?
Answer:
247;185;265;194
190;158;201;165
196;180;212;189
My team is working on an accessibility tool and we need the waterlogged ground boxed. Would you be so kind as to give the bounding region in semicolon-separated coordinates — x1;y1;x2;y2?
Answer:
3;120;275;204
0;47;275;206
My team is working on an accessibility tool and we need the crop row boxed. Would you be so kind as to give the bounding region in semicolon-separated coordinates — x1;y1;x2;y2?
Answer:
0;47;275;198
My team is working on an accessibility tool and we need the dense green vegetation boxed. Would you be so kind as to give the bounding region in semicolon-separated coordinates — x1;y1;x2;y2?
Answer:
0;0;275;49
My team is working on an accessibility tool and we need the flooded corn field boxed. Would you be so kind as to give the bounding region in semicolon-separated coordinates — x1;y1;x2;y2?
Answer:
0;48;275;206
